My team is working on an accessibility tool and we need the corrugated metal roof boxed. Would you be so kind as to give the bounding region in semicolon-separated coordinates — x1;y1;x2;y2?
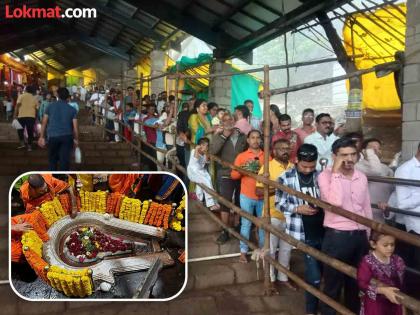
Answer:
1;0;355;70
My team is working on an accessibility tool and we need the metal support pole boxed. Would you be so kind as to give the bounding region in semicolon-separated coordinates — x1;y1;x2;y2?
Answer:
262;65;271;295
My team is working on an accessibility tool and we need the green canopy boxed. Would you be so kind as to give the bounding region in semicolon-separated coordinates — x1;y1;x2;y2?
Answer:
167;54;262;117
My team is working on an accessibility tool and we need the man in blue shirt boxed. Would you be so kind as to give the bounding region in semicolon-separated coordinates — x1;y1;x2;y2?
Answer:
38;88;79;171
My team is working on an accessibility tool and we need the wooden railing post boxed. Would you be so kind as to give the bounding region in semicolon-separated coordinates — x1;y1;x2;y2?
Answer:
262;65;271;295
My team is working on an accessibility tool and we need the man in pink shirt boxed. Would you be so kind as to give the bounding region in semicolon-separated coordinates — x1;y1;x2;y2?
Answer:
234;105;252;135
317;137;372;315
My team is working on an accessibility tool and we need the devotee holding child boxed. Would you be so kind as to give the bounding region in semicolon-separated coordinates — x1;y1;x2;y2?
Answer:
234;105;252;135
187;137;220;211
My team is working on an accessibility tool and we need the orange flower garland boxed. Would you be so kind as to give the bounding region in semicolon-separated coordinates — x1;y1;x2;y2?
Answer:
58;193;81;215
23;247;49;283
163;204;173;230
144;202;158;225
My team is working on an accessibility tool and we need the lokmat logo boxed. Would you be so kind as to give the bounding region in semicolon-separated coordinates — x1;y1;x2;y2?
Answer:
4;4;97;19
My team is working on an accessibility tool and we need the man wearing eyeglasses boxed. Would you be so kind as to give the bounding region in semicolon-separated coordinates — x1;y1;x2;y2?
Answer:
294;108;316;144
304;113;339;171
276;144;324;315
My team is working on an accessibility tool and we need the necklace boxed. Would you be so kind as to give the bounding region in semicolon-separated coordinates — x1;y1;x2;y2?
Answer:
297;172;313;185
372;251;390;264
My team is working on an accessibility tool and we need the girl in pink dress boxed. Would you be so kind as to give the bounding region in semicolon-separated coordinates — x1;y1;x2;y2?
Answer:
357;231;405;315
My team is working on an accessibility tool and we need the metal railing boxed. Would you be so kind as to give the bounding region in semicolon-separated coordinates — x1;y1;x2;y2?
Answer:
84;58;420;313
90;101;420;314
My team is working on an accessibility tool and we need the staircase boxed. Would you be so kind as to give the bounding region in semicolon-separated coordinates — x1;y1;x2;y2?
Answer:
0;109;306;314
187;199;305;292
0;122;139;175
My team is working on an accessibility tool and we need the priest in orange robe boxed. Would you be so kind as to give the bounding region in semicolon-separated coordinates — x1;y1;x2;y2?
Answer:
108;174;143;196
20;174;78;217
11;210;49;263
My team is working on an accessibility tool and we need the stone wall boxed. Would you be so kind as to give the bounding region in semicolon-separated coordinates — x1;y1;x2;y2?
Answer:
208;61;232;110
402;0;420;161
150;49;166;95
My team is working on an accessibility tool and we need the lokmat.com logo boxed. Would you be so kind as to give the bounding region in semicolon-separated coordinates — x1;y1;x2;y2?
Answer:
4;4;97;19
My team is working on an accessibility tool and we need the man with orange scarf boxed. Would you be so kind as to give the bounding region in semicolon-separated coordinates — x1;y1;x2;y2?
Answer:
108;174;143;197
20;174;77;216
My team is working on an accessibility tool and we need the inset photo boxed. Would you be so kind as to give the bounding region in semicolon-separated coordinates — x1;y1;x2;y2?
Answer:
9;172;186;300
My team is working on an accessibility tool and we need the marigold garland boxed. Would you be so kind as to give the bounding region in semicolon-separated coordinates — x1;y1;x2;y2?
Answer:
163;204;173;230
22;248;49;283
147;202;159;226
47;266;93;297
169;195;185;231
139;200;150;224
79;190;107;213
39;197;66;227
117;196;142;223
21;230;43;257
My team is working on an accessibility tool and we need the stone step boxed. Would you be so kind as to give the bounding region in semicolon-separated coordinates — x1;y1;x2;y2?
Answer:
0;125;105;143
0;156;137;166
188;231;239;259
187;251;305;291
0;164;140;176
0;141;132;151
188;212;221;234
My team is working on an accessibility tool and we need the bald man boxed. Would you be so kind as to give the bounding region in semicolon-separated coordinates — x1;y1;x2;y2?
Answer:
20;174;77;218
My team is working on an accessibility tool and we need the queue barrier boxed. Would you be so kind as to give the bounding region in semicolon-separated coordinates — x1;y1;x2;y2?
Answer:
90;106;420;314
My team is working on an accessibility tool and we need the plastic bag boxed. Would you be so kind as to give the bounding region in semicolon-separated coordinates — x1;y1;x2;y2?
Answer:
12;119;23;130
74;146;82;164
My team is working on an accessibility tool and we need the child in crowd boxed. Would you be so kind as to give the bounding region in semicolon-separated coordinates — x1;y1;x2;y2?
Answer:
123;102;137;142
357;231;405;315
211;108;225;126
187;137;220;211
5;97;13;121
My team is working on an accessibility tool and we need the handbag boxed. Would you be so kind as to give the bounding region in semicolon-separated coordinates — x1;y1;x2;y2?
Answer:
74;146;82;164
11;119;23;130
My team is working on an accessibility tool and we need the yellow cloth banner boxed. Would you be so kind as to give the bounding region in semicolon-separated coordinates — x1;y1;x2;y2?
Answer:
343;3;406;111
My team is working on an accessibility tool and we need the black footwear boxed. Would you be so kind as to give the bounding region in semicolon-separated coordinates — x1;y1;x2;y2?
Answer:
216;230;230;245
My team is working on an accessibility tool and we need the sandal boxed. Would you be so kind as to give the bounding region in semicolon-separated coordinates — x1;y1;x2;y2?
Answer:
209;204;220;211
280;280;298;291
239;253;248;264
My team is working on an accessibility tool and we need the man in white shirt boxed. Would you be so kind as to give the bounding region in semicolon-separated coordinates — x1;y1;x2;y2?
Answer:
394;142;420;298
304;113;339;171
355;138;394;222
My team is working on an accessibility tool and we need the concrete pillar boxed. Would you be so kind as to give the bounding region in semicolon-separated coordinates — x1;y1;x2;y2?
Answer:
150;49;166;94
402;0;420;161
208;60;232;110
